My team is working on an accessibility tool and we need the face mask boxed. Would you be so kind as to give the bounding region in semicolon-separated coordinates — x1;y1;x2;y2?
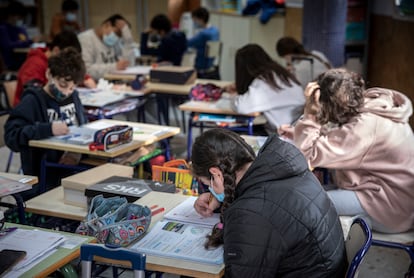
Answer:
66;12;77;22
49;81;69;102
193;21;203;29
103;31;119;47
15;19;24;27
209;176;225;203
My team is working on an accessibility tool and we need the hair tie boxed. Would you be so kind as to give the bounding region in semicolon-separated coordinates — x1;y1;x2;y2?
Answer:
216;222;224;230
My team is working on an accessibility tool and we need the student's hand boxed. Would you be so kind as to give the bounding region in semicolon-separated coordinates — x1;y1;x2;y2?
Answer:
278;124;294;140
194;193;220;217
223;83;237;94
52;121;69;136
304;82;321;117
84;77;97;89
116;59;129;70
59;152;81;165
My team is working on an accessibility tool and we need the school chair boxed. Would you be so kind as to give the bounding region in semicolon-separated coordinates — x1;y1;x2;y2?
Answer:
0;80;18;172
371;231;414;277
345;217;372;278
80;243;146;278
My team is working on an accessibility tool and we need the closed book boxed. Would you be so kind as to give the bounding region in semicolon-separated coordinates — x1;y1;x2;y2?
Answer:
62;163;133;208
85;176;176;203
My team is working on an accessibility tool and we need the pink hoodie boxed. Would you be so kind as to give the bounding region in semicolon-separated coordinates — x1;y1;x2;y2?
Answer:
294;87;414;232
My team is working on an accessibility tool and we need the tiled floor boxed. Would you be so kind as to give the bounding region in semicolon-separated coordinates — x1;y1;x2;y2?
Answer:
0;106;411;277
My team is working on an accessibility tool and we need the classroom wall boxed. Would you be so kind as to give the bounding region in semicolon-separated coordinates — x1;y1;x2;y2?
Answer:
41;0;168;43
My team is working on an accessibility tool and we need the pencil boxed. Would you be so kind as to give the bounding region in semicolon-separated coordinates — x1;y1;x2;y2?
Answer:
208;192;213;205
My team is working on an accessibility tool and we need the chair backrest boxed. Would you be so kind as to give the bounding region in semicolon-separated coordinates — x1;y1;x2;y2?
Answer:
345;217;372;278
0;80;17;110
205;41;222;67
80;243;146;278
0;112;9;147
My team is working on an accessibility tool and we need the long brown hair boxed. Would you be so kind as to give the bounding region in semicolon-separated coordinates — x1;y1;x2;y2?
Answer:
316;68;365;125
235;44;300;94
191;129;256;248
276;37;332;69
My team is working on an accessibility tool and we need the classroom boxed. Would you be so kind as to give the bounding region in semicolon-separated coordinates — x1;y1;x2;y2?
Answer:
0;0;413;277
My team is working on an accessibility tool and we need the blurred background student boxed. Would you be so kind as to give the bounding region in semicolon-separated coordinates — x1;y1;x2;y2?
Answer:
14;30;95;106
0;0;40;70
78;14;133;80
276;36;331;89
140;14;187;66
187;7;220;79
227;44;304;134
49;0;82;40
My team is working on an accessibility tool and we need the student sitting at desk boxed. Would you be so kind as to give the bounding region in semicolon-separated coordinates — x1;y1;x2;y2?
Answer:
192;128;346;277
49;0;82;40
278;68;414;233
0;1;40;70
276;37;331;89
5;47;87;189
227;44;305;134
140;14;187;66
78;14;132;80
14;30;96;106
187;7;220;79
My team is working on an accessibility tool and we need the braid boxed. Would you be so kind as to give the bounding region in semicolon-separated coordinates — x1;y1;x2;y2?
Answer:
191;129;255;249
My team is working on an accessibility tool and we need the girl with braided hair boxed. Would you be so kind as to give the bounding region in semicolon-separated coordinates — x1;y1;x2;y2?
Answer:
191;128;346;277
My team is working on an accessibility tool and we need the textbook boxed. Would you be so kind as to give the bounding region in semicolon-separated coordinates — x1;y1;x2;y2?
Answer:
131;220;224;265
0;176;31;198
163;196;220;228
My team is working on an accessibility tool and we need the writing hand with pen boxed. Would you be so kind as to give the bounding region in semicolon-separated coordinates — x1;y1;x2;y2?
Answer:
52;121;69;136
194;192;220;218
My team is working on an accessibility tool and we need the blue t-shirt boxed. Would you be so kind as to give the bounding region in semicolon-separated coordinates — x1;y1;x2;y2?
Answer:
187;26;220;70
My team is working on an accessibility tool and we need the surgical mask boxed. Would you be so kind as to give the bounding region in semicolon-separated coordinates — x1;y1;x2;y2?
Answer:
209;176;225;203
193;21;203;29
66;12;77;22
15;19;24;27
103;31;119;47
49;81;69;102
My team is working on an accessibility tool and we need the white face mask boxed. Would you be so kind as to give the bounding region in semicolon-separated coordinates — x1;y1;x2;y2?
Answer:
66;12;77;22
15;19;24;27
103;31;119;47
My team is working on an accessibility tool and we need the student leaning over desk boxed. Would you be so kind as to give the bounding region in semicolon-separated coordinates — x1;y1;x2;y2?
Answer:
192;128;347;277
226;44;305;134
279;68;414;233
78;14;133;80
4;47;86;191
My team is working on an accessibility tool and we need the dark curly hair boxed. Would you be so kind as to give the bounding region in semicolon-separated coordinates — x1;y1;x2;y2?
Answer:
191;129;256;248
316;68;365;125
48;47;85;84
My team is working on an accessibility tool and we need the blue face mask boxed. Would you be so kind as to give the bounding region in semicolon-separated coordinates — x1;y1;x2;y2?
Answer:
65;12;77;22
49;79;70;102
103;31;119;47
209;176;225;203
15;19;24;27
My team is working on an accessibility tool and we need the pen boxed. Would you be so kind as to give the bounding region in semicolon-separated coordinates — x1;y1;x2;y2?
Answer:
208;193;213;206
151;207;165;216
0;227;17;237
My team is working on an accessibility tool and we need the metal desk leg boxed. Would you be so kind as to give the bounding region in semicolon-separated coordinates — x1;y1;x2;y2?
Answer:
11;193;26;224
187;112;194;161
248;116;254;135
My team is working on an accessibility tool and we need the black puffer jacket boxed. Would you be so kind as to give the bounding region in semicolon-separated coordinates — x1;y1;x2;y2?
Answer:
223;135;346;277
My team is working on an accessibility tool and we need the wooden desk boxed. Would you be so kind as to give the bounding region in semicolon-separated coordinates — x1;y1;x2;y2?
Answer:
2;223;95;278
0;173;38;185
179;98;262;159
25;189;225;277
29;119;180;158
146;79;233;96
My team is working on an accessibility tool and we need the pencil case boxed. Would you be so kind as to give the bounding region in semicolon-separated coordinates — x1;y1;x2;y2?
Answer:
89;125;133;151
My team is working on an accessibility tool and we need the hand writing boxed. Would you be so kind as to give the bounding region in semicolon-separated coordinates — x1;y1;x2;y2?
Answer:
52;121;69;136
194;192;220;217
